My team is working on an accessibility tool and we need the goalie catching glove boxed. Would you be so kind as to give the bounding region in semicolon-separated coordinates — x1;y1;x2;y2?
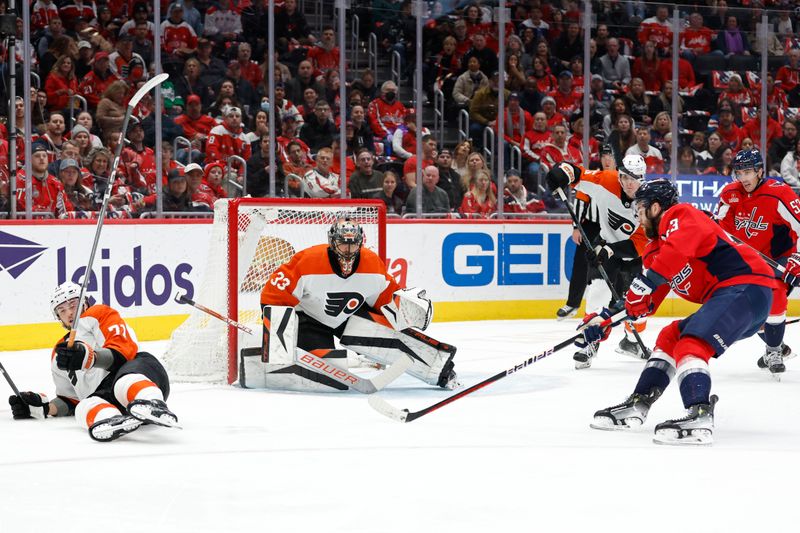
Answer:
8;392;50;420
381;287;433;331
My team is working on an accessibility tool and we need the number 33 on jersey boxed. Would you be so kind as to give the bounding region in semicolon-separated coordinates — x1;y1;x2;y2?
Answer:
260;243;401;329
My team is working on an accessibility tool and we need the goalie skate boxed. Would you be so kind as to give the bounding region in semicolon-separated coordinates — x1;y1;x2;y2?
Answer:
556;305;578;321
573;341;598;369
128;399;182;429
590;388;661;430
615;337;651;360
437;358;461;390
89;415;143;442
653;395;718;446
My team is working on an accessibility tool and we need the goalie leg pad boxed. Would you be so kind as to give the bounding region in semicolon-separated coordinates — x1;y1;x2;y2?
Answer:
239;347;350;392
340;314;456;386
260;305;299;365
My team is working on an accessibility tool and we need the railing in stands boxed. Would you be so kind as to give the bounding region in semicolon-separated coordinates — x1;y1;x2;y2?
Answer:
351;14;360;71
390;50;401;87
225;155;247;197
68;95;87;127
510;145;522;173
458;109;469;144
482;127;495;174
401;212;457;219
433;87;445;148
173;136;192;163
368;32;377;75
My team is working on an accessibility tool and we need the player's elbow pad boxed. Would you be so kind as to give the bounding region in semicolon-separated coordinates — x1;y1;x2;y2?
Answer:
381;288;433;331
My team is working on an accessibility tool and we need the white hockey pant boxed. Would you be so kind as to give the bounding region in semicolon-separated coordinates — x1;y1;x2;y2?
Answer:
339;314;456;386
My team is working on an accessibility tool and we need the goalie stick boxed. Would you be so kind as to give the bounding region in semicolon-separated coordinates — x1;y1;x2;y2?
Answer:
67;73;170;348
174;292;254;335
368;312;628;423
175;292;412;393
555;187;650;355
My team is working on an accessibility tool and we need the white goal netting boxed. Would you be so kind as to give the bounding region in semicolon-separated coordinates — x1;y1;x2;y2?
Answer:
163;199;385;383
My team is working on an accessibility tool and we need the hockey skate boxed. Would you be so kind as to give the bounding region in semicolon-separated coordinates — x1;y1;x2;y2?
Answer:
757;343;792;377
573;341;598;369
89;414;143;442
653;395;718;446
615;336;651;360
590;387;662;430
128;399;181;429
556;305;578;321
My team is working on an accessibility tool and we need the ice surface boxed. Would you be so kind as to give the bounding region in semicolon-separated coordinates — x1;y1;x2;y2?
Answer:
1;318;799;533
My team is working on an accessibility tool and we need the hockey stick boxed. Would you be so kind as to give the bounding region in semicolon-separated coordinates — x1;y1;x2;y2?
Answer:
0;360;22;397
555;187;650;354
67;74;170;347
295;351;413;394
724;232;785;273
174;292;255;335
368;312;629;423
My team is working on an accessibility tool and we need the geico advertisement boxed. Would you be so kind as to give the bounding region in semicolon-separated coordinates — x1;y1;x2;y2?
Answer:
0;224;208;325
387;222;577;301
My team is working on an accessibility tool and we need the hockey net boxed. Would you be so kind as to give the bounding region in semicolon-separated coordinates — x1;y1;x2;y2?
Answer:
163;198;386;384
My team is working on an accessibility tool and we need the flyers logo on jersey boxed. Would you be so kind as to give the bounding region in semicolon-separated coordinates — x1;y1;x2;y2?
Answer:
324;292;365;317
607;210;636;235
734;207;768;238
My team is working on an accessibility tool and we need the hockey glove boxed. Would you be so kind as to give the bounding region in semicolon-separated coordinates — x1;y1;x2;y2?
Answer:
784;253;800;287
55;340;96;371
586;241;614;266
625;275;658;318
545;162;578;192
8;392;50;420
576;308;614;349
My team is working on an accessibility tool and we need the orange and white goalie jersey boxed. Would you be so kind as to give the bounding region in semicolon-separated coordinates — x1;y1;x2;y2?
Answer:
260;244;401;329
51;305;139;402
572;167;647;253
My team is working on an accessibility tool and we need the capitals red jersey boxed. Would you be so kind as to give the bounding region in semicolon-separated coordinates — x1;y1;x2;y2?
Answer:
645;204;776;307
716;179;800;261
367;98;406;138
206;124;252;164
307;45;341;73
32;1;60;31
51;305;139;403
776;65;800;93
548;88;582;117
638;19;673;50
522;129;551;162
681;27;715;55
161;20;198;54
261;244;400;330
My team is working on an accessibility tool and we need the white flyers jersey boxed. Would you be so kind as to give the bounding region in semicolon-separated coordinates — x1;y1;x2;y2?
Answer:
261;244;401;329
51;305;139;403
572;166;648;254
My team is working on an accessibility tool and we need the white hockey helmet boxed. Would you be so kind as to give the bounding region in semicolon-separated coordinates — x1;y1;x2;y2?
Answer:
619;154;647;182
50;281;82;321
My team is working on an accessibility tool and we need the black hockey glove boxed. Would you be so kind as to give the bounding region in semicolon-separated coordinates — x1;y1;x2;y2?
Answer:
545;162;579;192
588;241;614;266
55;340;96;371
8;392;50;420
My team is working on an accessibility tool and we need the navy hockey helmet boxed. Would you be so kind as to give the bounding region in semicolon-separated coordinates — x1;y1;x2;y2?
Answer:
634;178;679;211
733;148;763;173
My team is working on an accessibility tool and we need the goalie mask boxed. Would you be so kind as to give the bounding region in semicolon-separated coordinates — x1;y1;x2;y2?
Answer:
50;281;87;327
328;217;364;276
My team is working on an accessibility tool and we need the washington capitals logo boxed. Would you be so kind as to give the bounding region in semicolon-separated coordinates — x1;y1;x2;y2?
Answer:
324;292;365;317
608;209;636;235
0;231;47;279
670;264;693;296
734;207;769;238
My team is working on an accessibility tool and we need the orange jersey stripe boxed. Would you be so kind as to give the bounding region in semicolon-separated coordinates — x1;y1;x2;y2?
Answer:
86;401;116;427
126;379;158;404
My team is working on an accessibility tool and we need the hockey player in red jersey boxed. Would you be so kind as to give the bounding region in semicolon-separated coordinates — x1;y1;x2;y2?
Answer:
716;149;799;375
7;282;179;442
254;218;459;392
546;154;650;368
588;179;776;445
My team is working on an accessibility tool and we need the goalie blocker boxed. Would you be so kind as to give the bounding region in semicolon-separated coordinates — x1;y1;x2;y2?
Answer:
242;218;458;392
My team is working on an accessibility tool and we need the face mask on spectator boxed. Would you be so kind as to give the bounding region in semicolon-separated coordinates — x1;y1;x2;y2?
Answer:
385;91;396;102
261;101;270;112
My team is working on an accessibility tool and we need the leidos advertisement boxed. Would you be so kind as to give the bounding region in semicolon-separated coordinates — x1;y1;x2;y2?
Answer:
0;224;206;326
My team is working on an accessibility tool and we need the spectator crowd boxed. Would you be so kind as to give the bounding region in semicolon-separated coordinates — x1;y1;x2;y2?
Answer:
3;1;800;219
